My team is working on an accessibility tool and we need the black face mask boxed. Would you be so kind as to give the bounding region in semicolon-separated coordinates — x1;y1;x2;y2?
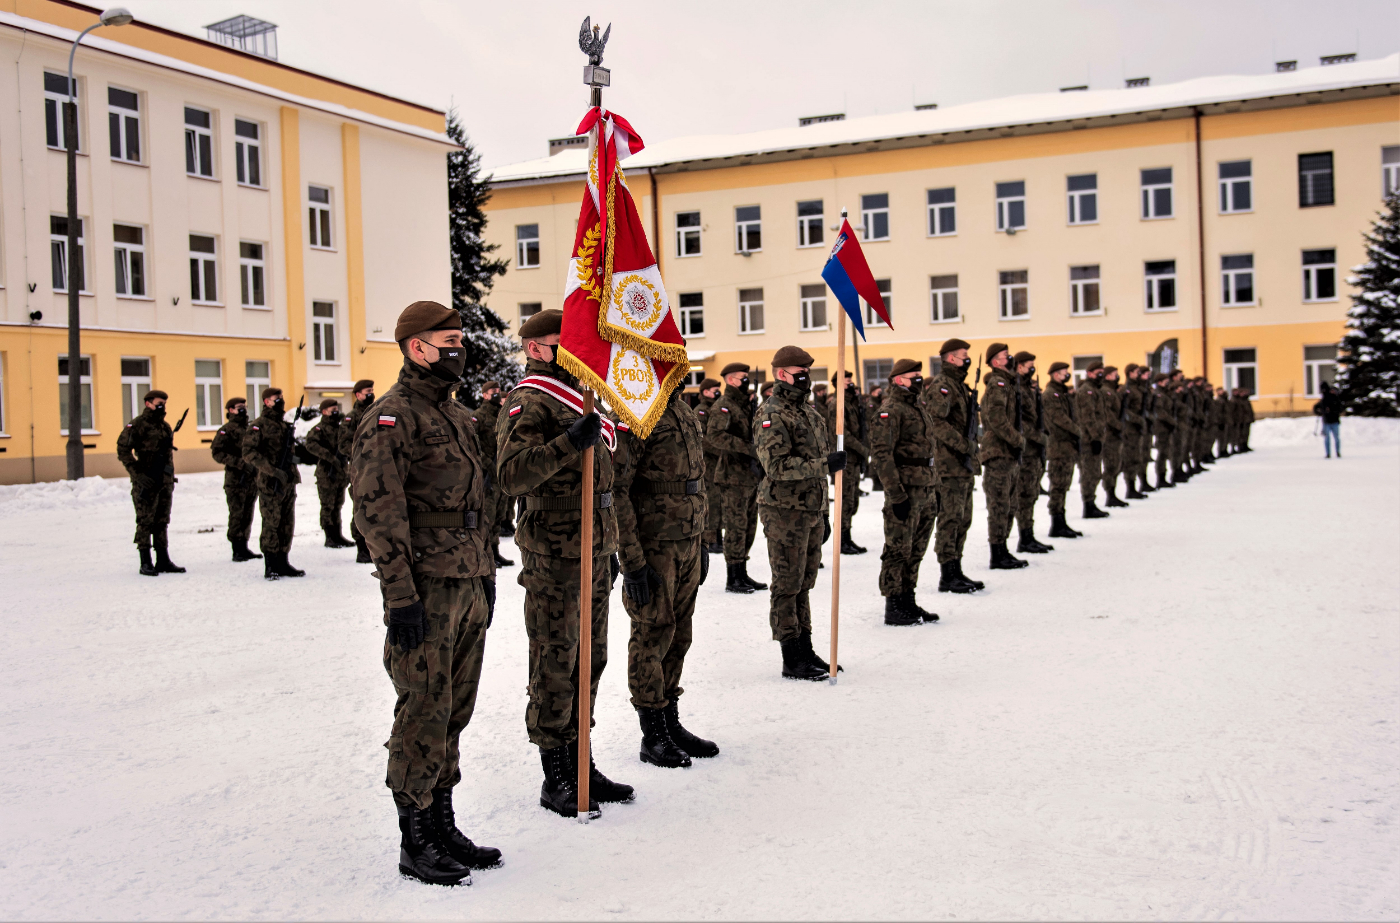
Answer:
272;398;285;412
357;393;374;408
489;394;502;405
737;376;750;391
231;406;247;420
328;411;343;425
790;372;811;394
908;376;924;395
428;346;466;383
151;404;167;419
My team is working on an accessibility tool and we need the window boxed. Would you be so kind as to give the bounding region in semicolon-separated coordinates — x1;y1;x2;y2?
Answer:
57;355;93;433
998;270;1029;319
312;301;338;363
308;186;333;249
519;302;542;324
189;235;218;304
1298;153;1334;207
184;107;214;177
1384;146;1400;198
234;119;261;186
1219;160;1252;213
677;292;705;337
107;87;140;163
120;357;150;424
800;283;828;331
797;200;824;248
1222;348;1257;395
683;369;704;388
240;242;266;308
676;211;701;257
515;223;539;267
1141;168;1173;219
863;279;891;328
1072;355;1103;387
1304;345;1338;398
1070;265;1101;315
50;216;85;293
861;193;889;241
1302;249;1337;302
863;358;893;392
929;274;959;323
194;360;223;429
113;224;146;298
1067;174;1097;224
735;206;762;253
1221;254;1255;305
926;356;943;378
245;360;270;406
927;188;956;236
738;287;764;333
44;72;77;151
996;181;1026;231
1144;260;1177;312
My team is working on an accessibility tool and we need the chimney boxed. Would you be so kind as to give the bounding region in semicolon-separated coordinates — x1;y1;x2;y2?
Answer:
1275;60;1297;72
1320;53;1356;65
205;15;278;60
549;135;588;157
798;113;845;127
1125;76;1150;88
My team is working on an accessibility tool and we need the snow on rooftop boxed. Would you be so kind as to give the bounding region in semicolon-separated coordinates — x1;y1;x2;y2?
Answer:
488;53;1400;183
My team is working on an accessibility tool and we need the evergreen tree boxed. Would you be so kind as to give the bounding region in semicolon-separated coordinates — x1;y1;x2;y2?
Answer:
1337;193;1400;416
445;107;519;401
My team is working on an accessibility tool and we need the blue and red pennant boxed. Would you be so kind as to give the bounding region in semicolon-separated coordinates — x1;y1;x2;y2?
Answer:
821;218;892;340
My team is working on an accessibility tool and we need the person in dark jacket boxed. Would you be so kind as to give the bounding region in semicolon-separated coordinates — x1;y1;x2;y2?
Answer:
1314;382;1343;458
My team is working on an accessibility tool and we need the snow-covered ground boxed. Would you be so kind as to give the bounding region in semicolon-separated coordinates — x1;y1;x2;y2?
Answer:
2;421;1398;921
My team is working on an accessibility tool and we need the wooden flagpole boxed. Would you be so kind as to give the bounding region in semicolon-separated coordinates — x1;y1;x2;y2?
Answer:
829;208;848;684
577;390;595;820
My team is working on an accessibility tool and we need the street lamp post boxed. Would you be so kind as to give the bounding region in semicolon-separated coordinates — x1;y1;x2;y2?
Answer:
63;7;133;480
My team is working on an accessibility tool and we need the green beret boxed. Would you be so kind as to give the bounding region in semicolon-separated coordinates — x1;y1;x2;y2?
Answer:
939;338;971;357
698;378;721;391
481;380;500;392
319;398;341;411
1048;361;1069;374
1086;360;1104;373
519;308;563;339
986;342;1010;363
225;396;246;409
891;358;923;377
720;362;751;377
353;379;374;392
1013;350;1036;365
143;389;168;402
261;387;283;402
394;300;460;341
772;345;814;368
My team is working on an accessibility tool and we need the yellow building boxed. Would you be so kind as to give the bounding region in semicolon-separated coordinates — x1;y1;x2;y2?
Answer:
484;55;1399;414
0;0;455;483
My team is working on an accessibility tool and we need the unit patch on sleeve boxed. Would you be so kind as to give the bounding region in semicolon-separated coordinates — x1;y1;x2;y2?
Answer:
761;419;772;428
508;405;523;417
378;414;397;427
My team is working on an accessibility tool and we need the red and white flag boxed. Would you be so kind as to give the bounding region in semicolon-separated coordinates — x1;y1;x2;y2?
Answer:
557;107;688;438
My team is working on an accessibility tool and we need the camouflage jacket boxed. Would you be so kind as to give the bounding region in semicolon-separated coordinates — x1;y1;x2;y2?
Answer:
1043;378;1082;459
210;413;254;488
612;398;707;572
1019;374;1048;451
496;358;617;559
704;385;761;487
1122;382;1148;435
871;385;938;504
1238;394;1255;423
922;367;980;477
303;416;347;481
978;366;1025;463
338;396;375;457
117;408;176;481
242;407;301;491
823;386;869;461
471;398;502;470
1076;378;1107;442
1151;386;1177;434
350;360;491;608
1212;394;1229;428
1101;382;1124;440
755;381;831;512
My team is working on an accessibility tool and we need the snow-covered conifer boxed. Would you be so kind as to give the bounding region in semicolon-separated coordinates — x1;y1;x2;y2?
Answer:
1337;194;1400;416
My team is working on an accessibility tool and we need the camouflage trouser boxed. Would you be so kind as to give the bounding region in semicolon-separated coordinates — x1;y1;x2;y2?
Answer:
518;550;610;750
1078;449;1102;502
623;537;701;710
719;482;759;564
258;485;296;554
1015;454;1044;532
1154;431;1172;484
482;481;504;555
384;574;489;810
1102;437;1122;496
130;477;174;547
982;457;1019;544
838;458;862;535
1172;427;1189;475
1120;430;1141;483
759;504;822;642
933;476;974;564
1047;455;1075;515
224;481;256;543
316;470;349;535
702;459;721;545
878;483;937;596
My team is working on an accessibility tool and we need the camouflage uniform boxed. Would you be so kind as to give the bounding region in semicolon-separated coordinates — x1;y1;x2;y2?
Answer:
350;359;493;810
242;403;301;555
978;366;1025;545
340;394;375;546
922;365;980;564
1100;379;1124;498
210;411;257;545
1042;378;1081;515
870;384;938;598
1119;378;1146;489
116;407;176;550
303;415;351;538
1076;377;1107;502
497;358;617;750
1016;374;1048;533
825;384;869;539
704;385;761;566
470;396;507;559
754;381;831;642
613;397;707;710
694;393;722;547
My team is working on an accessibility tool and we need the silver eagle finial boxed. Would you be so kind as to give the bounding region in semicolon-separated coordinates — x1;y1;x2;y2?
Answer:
578;16;610;66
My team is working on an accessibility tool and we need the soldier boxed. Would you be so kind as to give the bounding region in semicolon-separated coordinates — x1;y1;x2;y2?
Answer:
1099;366;1129;508
1118;365;1149;499
304;398;355;548
694;377;723;553
469;380;513;568
341;379;376;562
1013;351;1053;553
210;396;261;562
1131;366;1157;494
1042;362;1084;539
1168;370;1193;481
116;389;185;576
349;301;500;887
1077;362;1111;518
870;358;939;625
496;308;632;819
1213;386;1231;457
613;382;718;769
865;385;885;492
243;387;305;579
754;345;845;680
759;380;775;405
923;338;983;594
827;369;869;555
978;343;1028;570
705;362;767;595
1237;387;1256;451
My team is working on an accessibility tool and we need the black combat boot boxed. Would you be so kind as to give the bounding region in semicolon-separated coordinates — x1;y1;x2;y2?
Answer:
989;542;1029;569
724;563;755;594
354;535;372;564
1138;474;1156;493
396;801;471;886
937;560;977;594
324;528;354;549
704;540;723;554
903;593;939;622
954;559;985;590
273;551;305;578
153;542;186;573
1017;528;1053;553
884;594;922;626
538;745;599;819
1125;482;1147;500
840;530;867;555
801;628;843;672
1048;512;1082;538
429;788;502;870
1083;500;1110;519
493;548;514;568
498;522;515;538
587;755;636;803
264;552;279;580
638;707;691;768
663;700;719;758
780;639;827;681
738;562;767;591
231;539;261;561
139;546;158;577
1105;487;1129;508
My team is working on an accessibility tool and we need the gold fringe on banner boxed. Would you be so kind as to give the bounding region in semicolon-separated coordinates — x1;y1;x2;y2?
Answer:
556;346;689;441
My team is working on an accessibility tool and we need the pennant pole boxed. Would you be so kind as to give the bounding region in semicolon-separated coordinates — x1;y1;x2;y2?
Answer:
828;209;848;685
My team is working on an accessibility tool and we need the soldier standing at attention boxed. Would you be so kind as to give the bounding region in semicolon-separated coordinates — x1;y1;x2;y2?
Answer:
827;370;869;555
979;343;1029;570
1042;362;1084;539
695;378;723;553
1099;366;1129;508
211;396;261;562
865;385;885;492
870;358;938;626
470;380;513;568
923;338;983;594
1128;366;1156;494
341;379;376;563
705;362;767;595
1118;365;1149;499
1150;372;1175;488
754;346;845;680
243;387;305;579
304;398;356;548
350;300;500;887
1013;352;1053;554
496;308;632;819
613;382;718;769
117;389;185;577
1077;362;1111;519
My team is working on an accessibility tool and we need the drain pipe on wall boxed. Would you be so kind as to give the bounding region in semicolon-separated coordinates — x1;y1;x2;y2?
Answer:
1194;107;1209;380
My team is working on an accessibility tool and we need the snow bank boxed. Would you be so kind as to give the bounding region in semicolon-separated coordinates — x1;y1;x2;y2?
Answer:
1249;415;1400;447
0;475;132;512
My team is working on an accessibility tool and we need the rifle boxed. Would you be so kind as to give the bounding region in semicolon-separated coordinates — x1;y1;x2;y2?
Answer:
1034;376;1047;462
1012;373;1024;463
273;394;305;493
138;408;187;503
961;357;981;474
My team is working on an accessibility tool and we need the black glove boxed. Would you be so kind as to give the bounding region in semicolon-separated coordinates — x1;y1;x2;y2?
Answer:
623;564;659;606
750;459;763;477
822;511;832;543
609;553;620;588
699;548;709;585
826;450;847;474
565;413;603;451
482;577;496;628
892;497;912;522
1091;439;1102;456
387;600;426;652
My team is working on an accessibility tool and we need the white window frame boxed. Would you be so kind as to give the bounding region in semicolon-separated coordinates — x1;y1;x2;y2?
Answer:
1144;261;1178;313
677;292;705;338
234;119;263;187
1141;168;1174;219
1067;174;1098;225
738;288;765;334
50;215;88;295
107;86;141;164
1302;249;1338;303
1069;265;1102;315
861;193;889;241
239;241;267;309
1221;254;1255;306
998;270;1029;320
58;354;96;435
194;360;223;430
184;106;214;178
800;283;829;332
120;356;151;424
675;211;701;257
515;223;539;268
996;182;1026;232
1303;346;1338;398
189;234;219;305
312;301;339;364
113;223;147;299
519;302;542;325
929;274;959;323
1218;160;1252;214
863;279;891;328
245;360;270;407
927;188;956;237
1222;349;1258;396
44;72;77;152
735;206;762;253
1383;146;1400;198
308;186;334;250
797;200;824;248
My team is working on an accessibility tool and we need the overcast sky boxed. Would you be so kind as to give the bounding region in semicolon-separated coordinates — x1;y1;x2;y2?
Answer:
121;0;1399;170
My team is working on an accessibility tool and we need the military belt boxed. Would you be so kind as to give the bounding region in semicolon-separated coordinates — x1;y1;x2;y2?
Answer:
635;478;701;495
895;456;936;468
408;510;480;529
525;492;613;511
